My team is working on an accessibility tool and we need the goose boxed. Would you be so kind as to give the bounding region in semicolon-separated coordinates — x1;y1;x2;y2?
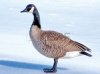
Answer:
21;4;92;73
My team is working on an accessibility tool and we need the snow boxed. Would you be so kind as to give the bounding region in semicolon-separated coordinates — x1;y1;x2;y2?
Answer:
0;0;100;74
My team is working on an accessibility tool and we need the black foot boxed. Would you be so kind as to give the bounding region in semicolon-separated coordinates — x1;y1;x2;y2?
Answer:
43;68;57;73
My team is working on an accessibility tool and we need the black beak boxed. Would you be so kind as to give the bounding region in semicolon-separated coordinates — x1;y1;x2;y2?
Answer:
21;8;27;13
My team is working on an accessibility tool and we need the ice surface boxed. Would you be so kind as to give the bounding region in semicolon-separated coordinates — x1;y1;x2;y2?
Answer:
0;0;100;74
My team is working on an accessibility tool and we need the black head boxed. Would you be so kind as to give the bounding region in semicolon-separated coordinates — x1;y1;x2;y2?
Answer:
21;4;36;13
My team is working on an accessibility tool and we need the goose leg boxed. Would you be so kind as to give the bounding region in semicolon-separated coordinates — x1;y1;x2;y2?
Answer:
43;58;58;73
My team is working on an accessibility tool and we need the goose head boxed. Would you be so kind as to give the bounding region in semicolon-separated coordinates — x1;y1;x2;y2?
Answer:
21;4;41;28
21;4;36;13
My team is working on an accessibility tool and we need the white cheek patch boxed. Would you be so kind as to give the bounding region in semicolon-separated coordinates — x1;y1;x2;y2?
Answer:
29;7;34;13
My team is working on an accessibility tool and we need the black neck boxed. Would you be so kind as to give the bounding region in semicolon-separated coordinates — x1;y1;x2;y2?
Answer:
32;8;41;29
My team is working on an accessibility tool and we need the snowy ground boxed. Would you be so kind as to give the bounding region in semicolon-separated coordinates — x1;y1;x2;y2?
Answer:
0;0;100;74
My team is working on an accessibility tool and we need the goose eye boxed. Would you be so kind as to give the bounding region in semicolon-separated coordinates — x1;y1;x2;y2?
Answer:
27;7;31;11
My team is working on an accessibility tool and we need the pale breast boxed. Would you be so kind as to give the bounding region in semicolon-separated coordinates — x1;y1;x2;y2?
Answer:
29;26;45;55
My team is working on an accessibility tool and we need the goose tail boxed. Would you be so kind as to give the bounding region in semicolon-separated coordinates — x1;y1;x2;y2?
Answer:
74;41;92;57
80;52;92;57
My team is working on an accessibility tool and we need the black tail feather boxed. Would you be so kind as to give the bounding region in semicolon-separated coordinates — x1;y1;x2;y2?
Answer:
80;52;92;57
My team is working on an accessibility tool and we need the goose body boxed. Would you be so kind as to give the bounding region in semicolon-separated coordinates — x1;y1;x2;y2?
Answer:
30;25;89;59
30;26;69;58
21;4;92;73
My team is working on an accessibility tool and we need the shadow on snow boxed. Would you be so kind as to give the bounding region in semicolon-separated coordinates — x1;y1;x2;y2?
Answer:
0;60;67;70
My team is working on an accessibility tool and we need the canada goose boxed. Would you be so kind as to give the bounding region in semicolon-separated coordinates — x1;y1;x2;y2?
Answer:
21;4;92;73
